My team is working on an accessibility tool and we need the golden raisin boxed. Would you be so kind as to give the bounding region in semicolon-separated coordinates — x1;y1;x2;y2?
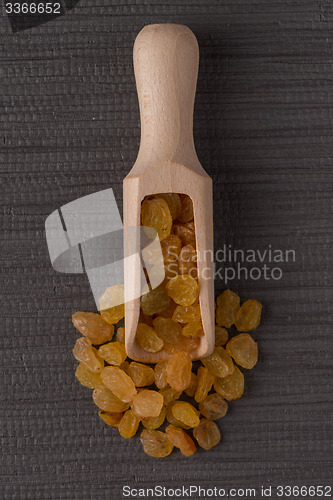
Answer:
165;425;197;456
178;194;194;223
214;365;244;401
173;223;196;248
98;341;127;366
99;285;125;325
93;385;129;413
172;304;201;324
116;327;125;344
182;320;204;338
171;401;200;428
216;290;240;328
164;337;200;355
140;286;170;315
128;362;155;387
136;323;164;353
158;299;177;319
201;346;234;378
226;333;258;369
155;193;181;220
166;404;190;429
160;234;182;262
193;419;221;450
195;366;215;403
142;406;166;430
152;317;182;344
235;299;262;331
184;372;198;397
159;387;182;407
139;310;154;327
154;360;168;390
132;390;164;419
101;366;137;403
198;393;228;420
118;409;140;439
98;410;123;427
141;197;172;241
166;274;199;306
73;337;104;374
178;245;197;278
165;351;192;391
215;326;229;346
72;311;114;344
75;363;103;389
140;430;174;458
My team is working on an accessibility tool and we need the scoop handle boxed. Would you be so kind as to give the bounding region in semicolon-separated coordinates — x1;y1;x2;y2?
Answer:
133;23;200;167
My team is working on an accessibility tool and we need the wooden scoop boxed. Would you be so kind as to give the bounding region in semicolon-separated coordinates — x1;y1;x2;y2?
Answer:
123;23;214;363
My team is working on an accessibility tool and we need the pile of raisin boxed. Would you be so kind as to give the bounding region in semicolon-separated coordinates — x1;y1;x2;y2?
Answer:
72;193;262;457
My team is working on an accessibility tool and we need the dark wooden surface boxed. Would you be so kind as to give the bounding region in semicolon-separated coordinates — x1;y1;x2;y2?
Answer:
1;1;332;499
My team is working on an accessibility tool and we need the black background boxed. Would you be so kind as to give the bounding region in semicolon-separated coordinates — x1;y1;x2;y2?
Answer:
1;1;332;499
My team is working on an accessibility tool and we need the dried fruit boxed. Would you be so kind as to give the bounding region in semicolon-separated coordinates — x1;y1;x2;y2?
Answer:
118;409;140;439
159;387;182;407
164;337;200;355
140;429;174;458
73;337;104;374
158;299;177;319
201;346;234;378
166;275;199;306
140;286;170;316
98;341;127;366
101;366;137;403
215;326;229;346
195;366;215;403
193;419;221;450
72;312;114;344
155;193;181;220
98;410;123;427
216;290;240;328
116;327;125;344
161;234;182;262
171;401;200;428
178;245;197;278
136;323;164;353
99;285;125;325
128;362;155;387
165;425;197;456
173;223;196;248
141;197;172;241
226;334;258;369
93;385;129;413
75;363;103;389
235;299;262;331
198;393;228;420
152;316;182;344
163;261;179;283
178;194;194;223
214;365;244;401
165;351;192;391
142;406;166;430
166;404;190;429
154;360;168;390
184;372;198;397
132;390;164;419
139;310;154;327
172;304;201;324
182;321;204;338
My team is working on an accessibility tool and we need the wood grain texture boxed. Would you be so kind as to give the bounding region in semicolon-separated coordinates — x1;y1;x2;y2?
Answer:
1;1;332;498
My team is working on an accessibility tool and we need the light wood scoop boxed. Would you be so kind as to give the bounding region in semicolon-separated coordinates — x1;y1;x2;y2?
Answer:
123;23;214;363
